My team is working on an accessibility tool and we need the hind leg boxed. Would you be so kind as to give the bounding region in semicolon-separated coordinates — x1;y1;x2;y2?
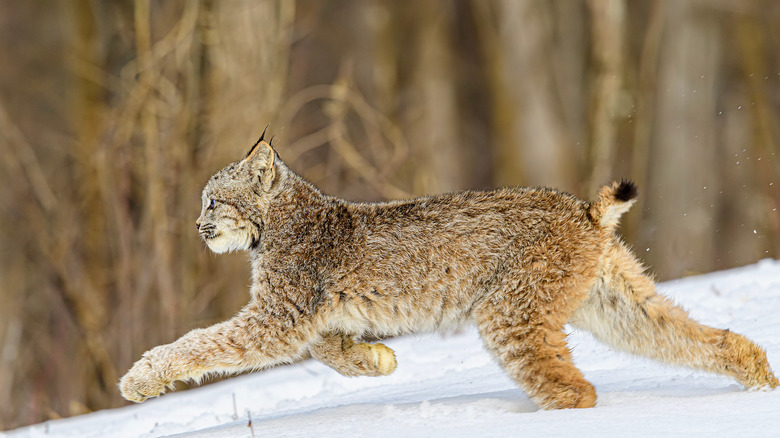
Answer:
570;241;778;389
309;332;397;377
474;296;596;409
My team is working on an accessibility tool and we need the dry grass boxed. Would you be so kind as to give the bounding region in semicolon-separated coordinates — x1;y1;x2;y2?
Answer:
0;0;778;429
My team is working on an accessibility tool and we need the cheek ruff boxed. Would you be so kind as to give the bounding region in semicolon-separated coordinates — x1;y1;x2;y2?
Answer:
205;227;256;254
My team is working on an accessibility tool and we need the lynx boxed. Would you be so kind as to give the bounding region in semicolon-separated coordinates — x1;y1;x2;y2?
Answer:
120;135;778;409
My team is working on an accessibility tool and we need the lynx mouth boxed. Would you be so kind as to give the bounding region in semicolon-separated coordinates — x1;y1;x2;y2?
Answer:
198;224;219;240
200;230;221;240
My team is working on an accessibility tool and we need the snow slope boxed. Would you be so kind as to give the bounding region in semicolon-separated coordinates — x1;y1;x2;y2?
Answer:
7;260;780;438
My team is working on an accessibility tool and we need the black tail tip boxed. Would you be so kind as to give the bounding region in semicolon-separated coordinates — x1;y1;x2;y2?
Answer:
614;179;638;202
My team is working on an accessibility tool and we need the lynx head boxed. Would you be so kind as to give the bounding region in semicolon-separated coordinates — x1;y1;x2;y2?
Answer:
196;133;281;254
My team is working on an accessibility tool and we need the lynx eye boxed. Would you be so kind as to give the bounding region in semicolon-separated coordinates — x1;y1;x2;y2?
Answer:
208;199;217;210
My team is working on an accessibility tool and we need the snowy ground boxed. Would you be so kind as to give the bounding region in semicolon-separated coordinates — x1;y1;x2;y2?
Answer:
6;260;780;438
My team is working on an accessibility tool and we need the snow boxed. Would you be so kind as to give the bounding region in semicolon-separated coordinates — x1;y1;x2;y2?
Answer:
6;260;780;438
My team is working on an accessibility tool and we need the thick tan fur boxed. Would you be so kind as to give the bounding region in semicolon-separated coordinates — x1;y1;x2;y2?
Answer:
119;140;777;409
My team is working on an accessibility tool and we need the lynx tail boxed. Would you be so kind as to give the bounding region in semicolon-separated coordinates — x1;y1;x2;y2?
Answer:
589;179;638;231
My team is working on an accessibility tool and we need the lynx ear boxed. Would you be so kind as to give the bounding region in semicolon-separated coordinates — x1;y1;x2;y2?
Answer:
241;137;276;191
244;126;269;158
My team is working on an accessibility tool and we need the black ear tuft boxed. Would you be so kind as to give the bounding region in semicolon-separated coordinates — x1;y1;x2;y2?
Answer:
246;125;270;158
614;179;638;202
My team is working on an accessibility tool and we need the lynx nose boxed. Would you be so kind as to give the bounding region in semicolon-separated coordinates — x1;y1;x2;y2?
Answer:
195;220;201;231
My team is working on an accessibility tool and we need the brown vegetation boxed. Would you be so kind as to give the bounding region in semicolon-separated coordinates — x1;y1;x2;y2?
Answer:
0;0;778;429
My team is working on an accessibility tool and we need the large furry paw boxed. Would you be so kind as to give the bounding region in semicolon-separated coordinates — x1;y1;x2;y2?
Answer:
742;355;779;390
310;334;398;377
364;342;397;376
720;330;779;390
119;355;169;403
543;380;597;409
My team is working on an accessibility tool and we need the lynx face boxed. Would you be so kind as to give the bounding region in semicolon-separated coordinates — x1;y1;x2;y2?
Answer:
196;196;259;254
195;138;278;254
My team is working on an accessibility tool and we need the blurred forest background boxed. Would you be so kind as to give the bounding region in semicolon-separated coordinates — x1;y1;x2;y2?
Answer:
1;0;779;430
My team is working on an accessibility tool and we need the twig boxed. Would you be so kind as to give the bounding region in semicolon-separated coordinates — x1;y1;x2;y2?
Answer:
0;103;58;212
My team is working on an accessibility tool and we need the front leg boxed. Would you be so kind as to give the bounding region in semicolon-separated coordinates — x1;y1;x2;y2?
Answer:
309;332;397;377
119;303;316;402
